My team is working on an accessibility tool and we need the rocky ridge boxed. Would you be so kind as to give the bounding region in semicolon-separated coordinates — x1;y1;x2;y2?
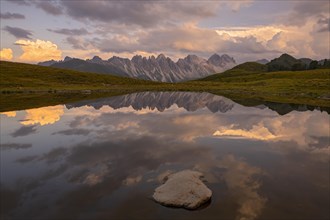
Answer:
39;53;236;82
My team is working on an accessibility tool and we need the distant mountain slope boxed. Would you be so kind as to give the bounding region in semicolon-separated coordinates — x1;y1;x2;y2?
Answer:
267;53;303;71
255;59;269;65
51;58;129;77
39;53;236;82
200;62;267;81
266;54;330;71
0;61;156;91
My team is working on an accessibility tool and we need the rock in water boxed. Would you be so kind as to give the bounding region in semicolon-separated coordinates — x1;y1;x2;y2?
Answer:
153;170;212;209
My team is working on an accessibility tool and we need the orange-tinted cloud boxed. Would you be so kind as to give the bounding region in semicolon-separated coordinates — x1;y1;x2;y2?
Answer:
0;48;13;61
21;105;64;126
0;111;16;117
15;39;62;62
213;123;278;141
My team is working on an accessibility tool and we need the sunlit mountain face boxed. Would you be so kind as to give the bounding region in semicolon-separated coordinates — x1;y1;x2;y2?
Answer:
1;1;329;64
1;92;329;220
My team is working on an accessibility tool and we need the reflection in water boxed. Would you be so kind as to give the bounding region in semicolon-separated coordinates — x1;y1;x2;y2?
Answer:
66;92;236;113
1;111;16;117
219;155;266;220
66;91;330;115
213;123;278;141
0;92;329;220
20;105;64;126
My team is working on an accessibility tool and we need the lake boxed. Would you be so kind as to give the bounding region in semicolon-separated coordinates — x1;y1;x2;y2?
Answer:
1;92;329;220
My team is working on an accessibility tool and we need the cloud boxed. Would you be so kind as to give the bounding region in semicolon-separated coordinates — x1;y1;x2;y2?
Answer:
227;0;254;12
0;111;16;117
93;23;276;62
21;105;64;126
15;155;38;163
3;26;33;39
216;23;330;60
3;92;329;219
39;147;68;163
61;1;220;28
48;28;89;35
0;48;13;61
66;36;91;50
11;125;37;137
283;1;329;26
15;39;62;62
0;143;32;150
216;26;283;42
317;17;330;32
122;175;142;186
0;12;25;19
5;0;327;62
52;128;91;136
6;0;62;15
34;1;63;15
218;155;266;220
5;0;30;5
213;123;278;141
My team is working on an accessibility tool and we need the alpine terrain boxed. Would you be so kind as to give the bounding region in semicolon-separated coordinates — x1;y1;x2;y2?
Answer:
38;53;236;82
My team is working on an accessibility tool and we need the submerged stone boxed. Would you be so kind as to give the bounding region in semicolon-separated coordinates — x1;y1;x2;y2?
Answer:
153;170;212;209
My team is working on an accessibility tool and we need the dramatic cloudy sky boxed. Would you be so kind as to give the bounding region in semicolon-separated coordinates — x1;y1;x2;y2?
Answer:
0;0;329;63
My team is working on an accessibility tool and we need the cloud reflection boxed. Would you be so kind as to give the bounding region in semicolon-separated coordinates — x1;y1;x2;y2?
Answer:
1;111;16;117
219;155;266;220
21;105;64;126
213;123;279;141
1;92;329;219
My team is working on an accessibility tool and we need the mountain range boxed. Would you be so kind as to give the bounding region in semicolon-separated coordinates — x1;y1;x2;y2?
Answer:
65;91;329;115
65;92;236;113
267;53;329;71
38;53;236;82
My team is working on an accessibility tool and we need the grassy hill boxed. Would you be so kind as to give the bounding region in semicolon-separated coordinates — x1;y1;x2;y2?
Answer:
0;61;329;111
200;62;267;81
191;62;330;106
0;61;158;91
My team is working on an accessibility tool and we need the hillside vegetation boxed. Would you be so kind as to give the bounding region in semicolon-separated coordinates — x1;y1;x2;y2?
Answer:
0;61;158;91
266;53;330;71
200;62;268;80
194;62;329;105
0;61;329;111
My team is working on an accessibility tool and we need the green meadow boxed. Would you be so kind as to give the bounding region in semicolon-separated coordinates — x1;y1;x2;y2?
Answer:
1;61;329;112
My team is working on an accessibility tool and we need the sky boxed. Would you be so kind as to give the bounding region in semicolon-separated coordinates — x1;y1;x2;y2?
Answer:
0;0;329;63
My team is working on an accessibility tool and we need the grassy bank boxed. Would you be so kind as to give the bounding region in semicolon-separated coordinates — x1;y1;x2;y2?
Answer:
187;62;330;107
1;61;329;111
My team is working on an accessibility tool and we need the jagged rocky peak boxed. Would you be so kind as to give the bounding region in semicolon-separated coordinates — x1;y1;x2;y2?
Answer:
207;53;221;64
157;53;167;60
184;54;205;64
64;56;73;62
208;53;235;67
209;53;221;59
39;52;237;82
91;56;103;62
220;54;235;62
149;55;156;61
131;54;143;63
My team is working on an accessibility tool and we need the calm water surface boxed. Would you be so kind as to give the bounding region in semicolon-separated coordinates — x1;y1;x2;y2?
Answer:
1;92;329;220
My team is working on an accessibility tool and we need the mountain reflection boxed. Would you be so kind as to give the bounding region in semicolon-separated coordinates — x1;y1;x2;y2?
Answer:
65;92;329;115
66;92;236;113
0;92;329;220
